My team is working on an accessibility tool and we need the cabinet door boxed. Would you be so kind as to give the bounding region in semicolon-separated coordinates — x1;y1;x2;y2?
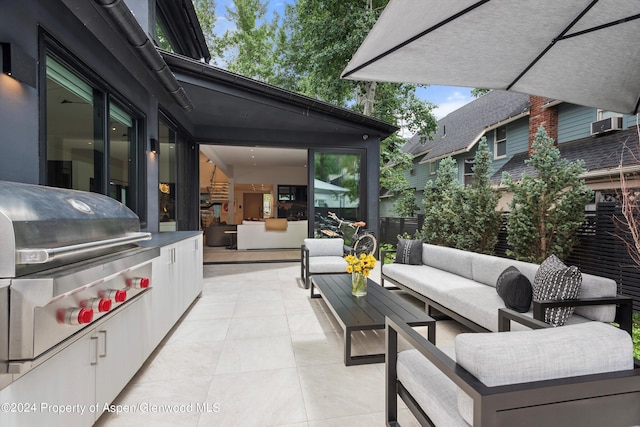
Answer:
0;334;95;427
147;244;180;351
178;236;203;308
94;297;145;414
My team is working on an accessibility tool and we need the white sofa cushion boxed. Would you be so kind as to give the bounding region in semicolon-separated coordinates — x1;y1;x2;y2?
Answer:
304;238;344;257
423;244;474;279
397;347;469;427
308;256;348;274
455;322;634;425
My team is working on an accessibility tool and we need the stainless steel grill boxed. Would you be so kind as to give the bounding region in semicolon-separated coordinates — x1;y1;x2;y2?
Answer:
0;181;159;374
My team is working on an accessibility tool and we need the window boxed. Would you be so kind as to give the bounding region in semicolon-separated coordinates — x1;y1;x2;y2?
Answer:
464;159;475;186
159;120;178;231
45;53;141;214
277;185;307;219
494;125;507;159
429;161;437;175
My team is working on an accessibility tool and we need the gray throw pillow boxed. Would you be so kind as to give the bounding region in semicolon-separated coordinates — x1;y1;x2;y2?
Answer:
395;238;423;265
496;266;532;313
533;255;582;326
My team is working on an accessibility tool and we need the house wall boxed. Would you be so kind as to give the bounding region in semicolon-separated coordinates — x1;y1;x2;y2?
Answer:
416;159;434;191
0;0;202;232
624;114;638;129
558;104;596;142
379;198;394;217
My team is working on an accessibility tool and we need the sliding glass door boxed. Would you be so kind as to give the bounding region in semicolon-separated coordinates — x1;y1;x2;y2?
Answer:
312;151;363;237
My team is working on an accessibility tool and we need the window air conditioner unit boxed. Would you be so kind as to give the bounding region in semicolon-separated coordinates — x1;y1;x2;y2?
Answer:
590;116;623;135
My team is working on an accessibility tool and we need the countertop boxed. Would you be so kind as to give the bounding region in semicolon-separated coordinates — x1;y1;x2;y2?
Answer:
140;231;203;248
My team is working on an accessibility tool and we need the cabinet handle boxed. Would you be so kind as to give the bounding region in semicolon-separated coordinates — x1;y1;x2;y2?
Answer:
99;330;108;358
90;336;99;365
194;239;199;251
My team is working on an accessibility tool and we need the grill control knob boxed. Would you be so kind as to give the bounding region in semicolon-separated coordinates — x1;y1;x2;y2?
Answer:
57;308;94;325
98;299;113;312
82;298;113;313
127;277;150;289
100;289;127;303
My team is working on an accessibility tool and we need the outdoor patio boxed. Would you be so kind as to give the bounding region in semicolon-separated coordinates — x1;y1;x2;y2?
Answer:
94;261;470;427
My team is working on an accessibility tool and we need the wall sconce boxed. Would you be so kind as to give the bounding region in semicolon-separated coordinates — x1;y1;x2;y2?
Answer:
149;138;159;154
362;134;369;141
0;42;36;88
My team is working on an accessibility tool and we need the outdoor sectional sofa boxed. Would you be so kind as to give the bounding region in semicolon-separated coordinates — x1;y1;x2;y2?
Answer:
381;243;634;335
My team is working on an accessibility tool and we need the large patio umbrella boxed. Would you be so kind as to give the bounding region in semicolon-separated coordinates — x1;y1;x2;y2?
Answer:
342;0;640;115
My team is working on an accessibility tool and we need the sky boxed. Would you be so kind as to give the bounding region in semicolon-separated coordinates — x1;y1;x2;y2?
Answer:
212;0;474;120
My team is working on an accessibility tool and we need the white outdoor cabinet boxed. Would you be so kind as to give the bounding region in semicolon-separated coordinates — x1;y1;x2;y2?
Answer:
0;297;146;427
143;234;203;356
0;233;204;427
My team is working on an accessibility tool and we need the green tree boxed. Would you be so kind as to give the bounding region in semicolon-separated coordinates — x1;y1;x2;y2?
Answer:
213;0;279;81
420;157;463;247
380;149;420;217
501;127;593;263
193;0;218;57
277;0;436;136
457;138;501;254
470;88;490;98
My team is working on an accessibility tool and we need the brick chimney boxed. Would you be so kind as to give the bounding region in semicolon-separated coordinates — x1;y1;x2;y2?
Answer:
528;95;558;155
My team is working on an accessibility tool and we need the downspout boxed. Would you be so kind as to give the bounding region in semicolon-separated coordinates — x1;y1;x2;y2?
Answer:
94;0;193;112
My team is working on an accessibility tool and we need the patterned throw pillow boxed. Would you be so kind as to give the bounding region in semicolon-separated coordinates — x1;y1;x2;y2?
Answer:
496;266;533;313
395;238;423;265
533;255;582;326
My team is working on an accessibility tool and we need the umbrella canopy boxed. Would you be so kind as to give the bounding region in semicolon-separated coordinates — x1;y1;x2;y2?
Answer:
342;0;640;115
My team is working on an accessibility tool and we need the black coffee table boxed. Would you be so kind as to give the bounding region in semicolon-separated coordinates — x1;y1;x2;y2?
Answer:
310;274;435;366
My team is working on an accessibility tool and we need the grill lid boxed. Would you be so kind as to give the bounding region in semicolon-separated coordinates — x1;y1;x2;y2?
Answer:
0;181;150;278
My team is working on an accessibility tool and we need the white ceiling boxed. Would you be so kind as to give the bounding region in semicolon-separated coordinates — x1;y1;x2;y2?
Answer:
199;145;307;175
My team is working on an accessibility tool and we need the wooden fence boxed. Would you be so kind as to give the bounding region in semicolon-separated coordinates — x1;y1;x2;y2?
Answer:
380;204;640;312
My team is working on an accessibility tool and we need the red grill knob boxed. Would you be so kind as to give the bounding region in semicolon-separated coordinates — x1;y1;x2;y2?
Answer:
100;289;127;303
114;289;127;302
82;298;113;312
78;308;93;324
57;308;94;325
98;299;112;312
127;277;150;289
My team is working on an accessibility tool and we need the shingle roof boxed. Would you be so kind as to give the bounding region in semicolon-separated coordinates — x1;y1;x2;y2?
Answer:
416;90;531;162
491;127;640;183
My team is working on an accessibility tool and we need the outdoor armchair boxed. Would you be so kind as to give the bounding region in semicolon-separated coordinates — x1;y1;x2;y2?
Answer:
386;311;640;427
300;238;348;289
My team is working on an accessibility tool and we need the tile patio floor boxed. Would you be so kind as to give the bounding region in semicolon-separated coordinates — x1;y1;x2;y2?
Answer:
95;261;470;427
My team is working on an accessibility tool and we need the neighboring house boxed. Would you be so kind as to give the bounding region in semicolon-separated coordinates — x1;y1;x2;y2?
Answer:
381;90;639;216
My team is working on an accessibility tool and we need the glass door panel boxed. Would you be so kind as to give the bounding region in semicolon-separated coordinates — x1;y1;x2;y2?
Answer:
313;152;361;237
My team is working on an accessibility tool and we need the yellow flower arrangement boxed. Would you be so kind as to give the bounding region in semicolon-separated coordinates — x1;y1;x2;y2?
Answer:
344;253;377;277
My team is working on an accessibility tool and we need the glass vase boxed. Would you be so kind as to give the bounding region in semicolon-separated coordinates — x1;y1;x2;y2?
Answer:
351;272;367;297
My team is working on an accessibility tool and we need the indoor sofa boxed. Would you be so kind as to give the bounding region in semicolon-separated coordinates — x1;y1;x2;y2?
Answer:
381;242;633;334
236;219;307;250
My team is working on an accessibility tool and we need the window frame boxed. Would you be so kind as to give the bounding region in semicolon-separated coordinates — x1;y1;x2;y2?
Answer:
41;31;147;224
463;158;475;186
429;160;437;175
494;125;507;160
